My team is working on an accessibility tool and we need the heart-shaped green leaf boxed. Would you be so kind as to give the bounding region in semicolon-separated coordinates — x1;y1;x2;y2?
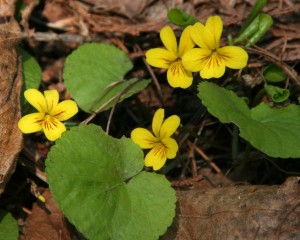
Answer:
167;8;198;27
198;81;300;158
20;47;42;109
63;43;150;113
46;124;176;240
0;210;18;240
263;63;287;83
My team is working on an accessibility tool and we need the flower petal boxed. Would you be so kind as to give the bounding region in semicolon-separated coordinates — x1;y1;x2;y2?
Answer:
178;26;195;57
152;108;164;138
49;100;78;121
217;46;248;69
160;115;180;139
131;128;159;149
146;48;177;69
191;16;223;50
42;115;66;141
190;22;207;48
24;89;47;112
44;90;59;112
205;16;223;49
144;144;167;170
182;48;212;72
160;26;177;55
161;137;178;159
200;53;226;79
167;61;193;89
18;112;44;133
190;22;213;50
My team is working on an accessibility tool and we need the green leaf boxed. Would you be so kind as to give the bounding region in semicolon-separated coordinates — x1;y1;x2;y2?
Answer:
197;82;251;124
19;48;42;108
238;0;267;35
263;64;287;82
245;103;300;157
0;210;18;240
198;81;300;158
46;124;176;240
264;84;290;103
235;16;260;45
246;13;273;47
167;8;198;27
235;13;273;46
63;43;150;113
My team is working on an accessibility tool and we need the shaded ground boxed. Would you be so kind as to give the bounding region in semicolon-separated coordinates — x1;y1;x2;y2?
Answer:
0;0;300;239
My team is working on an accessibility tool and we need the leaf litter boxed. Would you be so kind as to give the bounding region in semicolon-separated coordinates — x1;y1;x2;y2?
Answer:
0;0;299;239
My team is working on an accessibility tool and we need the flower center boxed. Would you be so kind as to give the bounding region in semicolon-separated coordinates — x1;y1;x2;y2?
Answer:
211;49;220;57
202;50;224;68
43;114;58;130
153;142;167;160
169;59;185;77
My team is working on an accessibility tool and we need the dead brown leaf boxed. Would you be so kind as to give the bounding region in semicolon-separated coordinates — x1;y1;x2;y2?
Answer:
0;1;23;195
82;0;153;18
162;177;300;240
21;189;72;240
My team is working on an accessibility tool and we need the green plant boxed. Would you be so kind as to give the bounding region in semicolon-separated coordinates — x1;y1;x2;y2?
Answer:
0;210;18;240
4;0;298;239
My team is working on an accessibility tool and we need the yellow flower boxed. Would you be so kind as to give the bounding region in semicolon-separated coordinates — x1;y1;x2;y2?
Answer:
18;89;78;141
131;108;180;170
182;16;248;79
146;26;195;89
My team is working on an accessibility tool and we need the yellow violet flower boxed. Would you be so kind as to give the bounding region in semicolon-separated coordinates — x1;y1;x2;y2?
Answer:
182;16;248;79
18;89;78;141
146;25;195;89
131;108;180;170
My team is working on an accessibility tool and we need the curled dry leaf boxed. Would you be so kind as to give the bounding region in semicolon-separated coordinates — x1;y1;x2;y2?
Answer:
162;177;300;240
0;1;23;195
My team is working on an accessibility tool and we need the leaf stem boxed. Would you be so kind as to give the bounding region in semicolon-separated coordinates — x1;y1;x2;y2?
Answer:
81;79;140;125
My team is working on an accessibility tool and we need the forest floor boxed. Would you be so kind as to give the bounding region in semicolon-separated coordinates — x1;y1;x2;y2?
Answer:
1;0;300;239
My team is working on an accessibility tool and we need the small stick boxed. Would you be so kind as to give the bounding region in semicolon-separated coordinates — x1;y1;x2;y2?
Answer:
245;46;300;85
189;146;198;177
82;79;140;125
188;140;222;173
143;57;164;101
134;44;164;104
